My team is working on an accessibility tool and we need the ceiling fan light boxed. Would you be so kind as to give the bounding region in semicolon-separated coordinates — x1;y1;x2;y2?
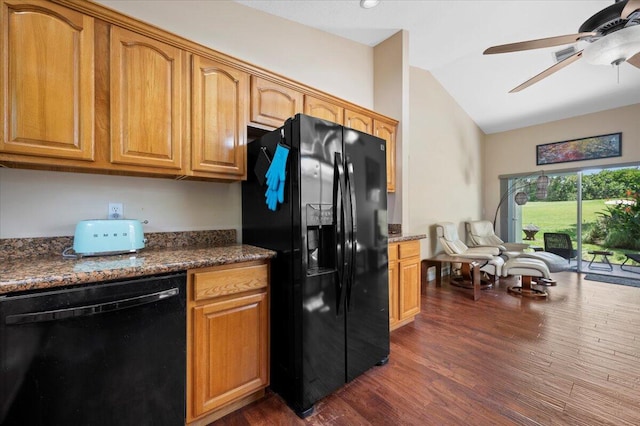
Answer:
583;25;640;65
360;0;380;9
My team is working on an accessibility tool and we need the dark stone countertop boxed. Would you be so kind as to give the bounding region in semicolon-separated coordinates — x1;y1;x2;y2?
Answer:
0;244;276;295
0;228;424;295
388;233;427;243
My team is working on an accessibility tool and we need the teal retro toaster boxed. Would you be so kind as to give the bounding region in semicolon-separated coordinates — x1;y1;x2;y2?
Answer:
73;219;145;256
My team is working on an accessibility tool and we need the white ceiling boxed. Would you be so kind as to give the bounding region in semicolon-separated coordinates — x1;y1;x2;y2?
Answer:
235;0;640;134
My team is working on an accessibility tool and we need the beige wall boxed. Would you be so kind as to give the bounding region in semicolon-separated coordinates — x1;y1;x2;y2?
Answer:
97;0;374;108
374;31;408;226
1;0;375;239
408;67;485;258
0;169;241;238
484;103;640;233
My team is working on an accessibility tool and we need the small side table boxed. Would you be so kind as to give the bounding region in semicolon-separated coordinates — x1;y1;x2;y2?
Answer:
587;250;614;271
421;255;483;301
523;230;539;240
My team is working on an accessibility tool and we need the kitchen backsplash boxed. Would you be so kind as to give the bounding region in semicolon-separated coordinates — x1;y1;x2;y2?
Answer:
146;230;236;249
0;229;237;261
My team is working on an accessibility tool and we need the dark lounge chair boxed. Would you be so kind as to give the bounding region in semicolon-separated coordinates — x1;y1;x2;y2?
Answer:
621;253;640;274
543;233;578;264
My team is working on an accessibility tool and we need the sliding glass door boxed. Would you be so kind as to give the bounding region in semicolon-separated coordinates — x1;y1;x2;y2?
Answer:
520;172;579;270
514;165;640;276
579;167;640;275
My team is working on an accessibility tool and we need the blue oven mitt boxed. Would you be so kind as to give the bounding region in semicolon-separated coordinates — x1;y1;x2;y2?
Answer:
276;177;285;203
265;144;289;189
265;179;285;211
265;187;278;211
264;144;289;210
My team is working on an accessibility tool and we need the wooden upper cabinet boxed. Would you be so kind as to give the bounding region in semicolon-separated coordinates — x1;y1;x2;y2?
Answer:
344;109;372;134
388;240;421;331
0;0;95;161
374;119;397;192
304;95;344;125
250;76;302;129
191;56;248;179
0;0;398;185
110;26;184;171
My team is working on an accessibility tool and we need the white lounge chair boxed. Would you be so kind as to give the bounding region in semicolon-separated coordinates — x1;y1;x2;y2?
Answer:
466;220;569;272
436;222;505;280
466;220;529;254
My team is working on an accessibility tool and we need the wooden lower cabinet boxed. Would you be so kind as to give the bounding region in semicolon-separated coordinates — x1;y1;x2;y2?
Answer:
187;260;269;425
388;240;421;331
388;251;399;327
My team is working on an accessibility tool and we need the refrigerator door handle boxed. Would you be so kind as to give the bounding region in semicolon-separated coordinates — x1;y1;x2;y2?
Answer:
333;152;348;314
345;160;357;310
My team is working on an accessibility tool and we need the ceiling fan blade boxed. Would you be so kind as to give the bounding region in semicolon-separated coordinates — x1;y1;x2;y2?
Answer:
621;0;640;18
509;50;583;93
627;52;640;68
484;33;595;55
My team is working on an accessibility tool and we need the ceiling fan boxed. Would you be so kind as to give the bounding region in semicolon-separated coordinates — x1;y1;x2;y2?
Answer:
484;0;640;92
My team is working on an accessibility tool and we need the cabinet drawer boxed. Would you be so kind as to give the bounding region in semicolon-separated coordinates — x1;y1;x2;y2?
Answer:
193;264;268;300
388;243;398;261
398;240;420;259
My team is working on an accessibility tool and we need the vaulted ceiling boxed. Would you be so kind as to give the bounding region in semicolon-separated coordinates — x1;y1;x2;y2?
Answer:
235;0;640;134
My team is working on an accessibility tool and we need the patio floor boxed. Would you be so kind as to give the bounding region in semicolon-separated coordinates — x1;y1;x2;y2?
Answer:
573;258;640;280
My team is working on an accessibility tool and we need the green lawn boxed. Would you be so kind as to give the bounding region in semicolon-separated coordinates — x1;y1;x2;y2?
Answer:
522;199;632;264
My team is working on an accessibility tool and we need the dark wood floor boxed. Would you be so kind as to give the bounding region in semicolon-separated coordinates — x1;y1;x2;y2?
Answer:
212;272;640;425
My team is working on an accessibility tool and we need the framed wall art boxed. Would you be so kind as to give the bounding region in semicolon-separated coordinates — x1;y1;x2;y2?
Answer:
536;132;622;166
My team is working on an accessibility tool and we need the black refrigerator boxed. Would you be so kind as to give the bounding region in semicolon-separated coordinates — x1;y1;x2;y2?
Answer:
242;113;390;417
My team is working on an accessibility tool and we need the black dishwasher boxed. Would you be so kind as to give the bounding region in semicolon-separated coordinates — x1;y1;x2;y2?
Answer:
0;272;186;426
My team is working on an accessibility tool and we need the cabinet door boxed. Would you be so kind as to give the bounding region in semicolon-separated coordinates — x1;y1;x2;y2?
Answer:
110;26;183;170
192;291;268;417
1;0;94;161
388;259;399;328
250;76;302;129
344;109;372;134
304;95;344;125
191;56;248;178
398;257;420;320
374;119;396;192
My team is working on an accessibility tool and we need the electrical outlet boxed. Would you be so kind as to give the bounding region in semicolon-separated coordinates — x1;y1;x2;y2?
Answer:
108;203;123;220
